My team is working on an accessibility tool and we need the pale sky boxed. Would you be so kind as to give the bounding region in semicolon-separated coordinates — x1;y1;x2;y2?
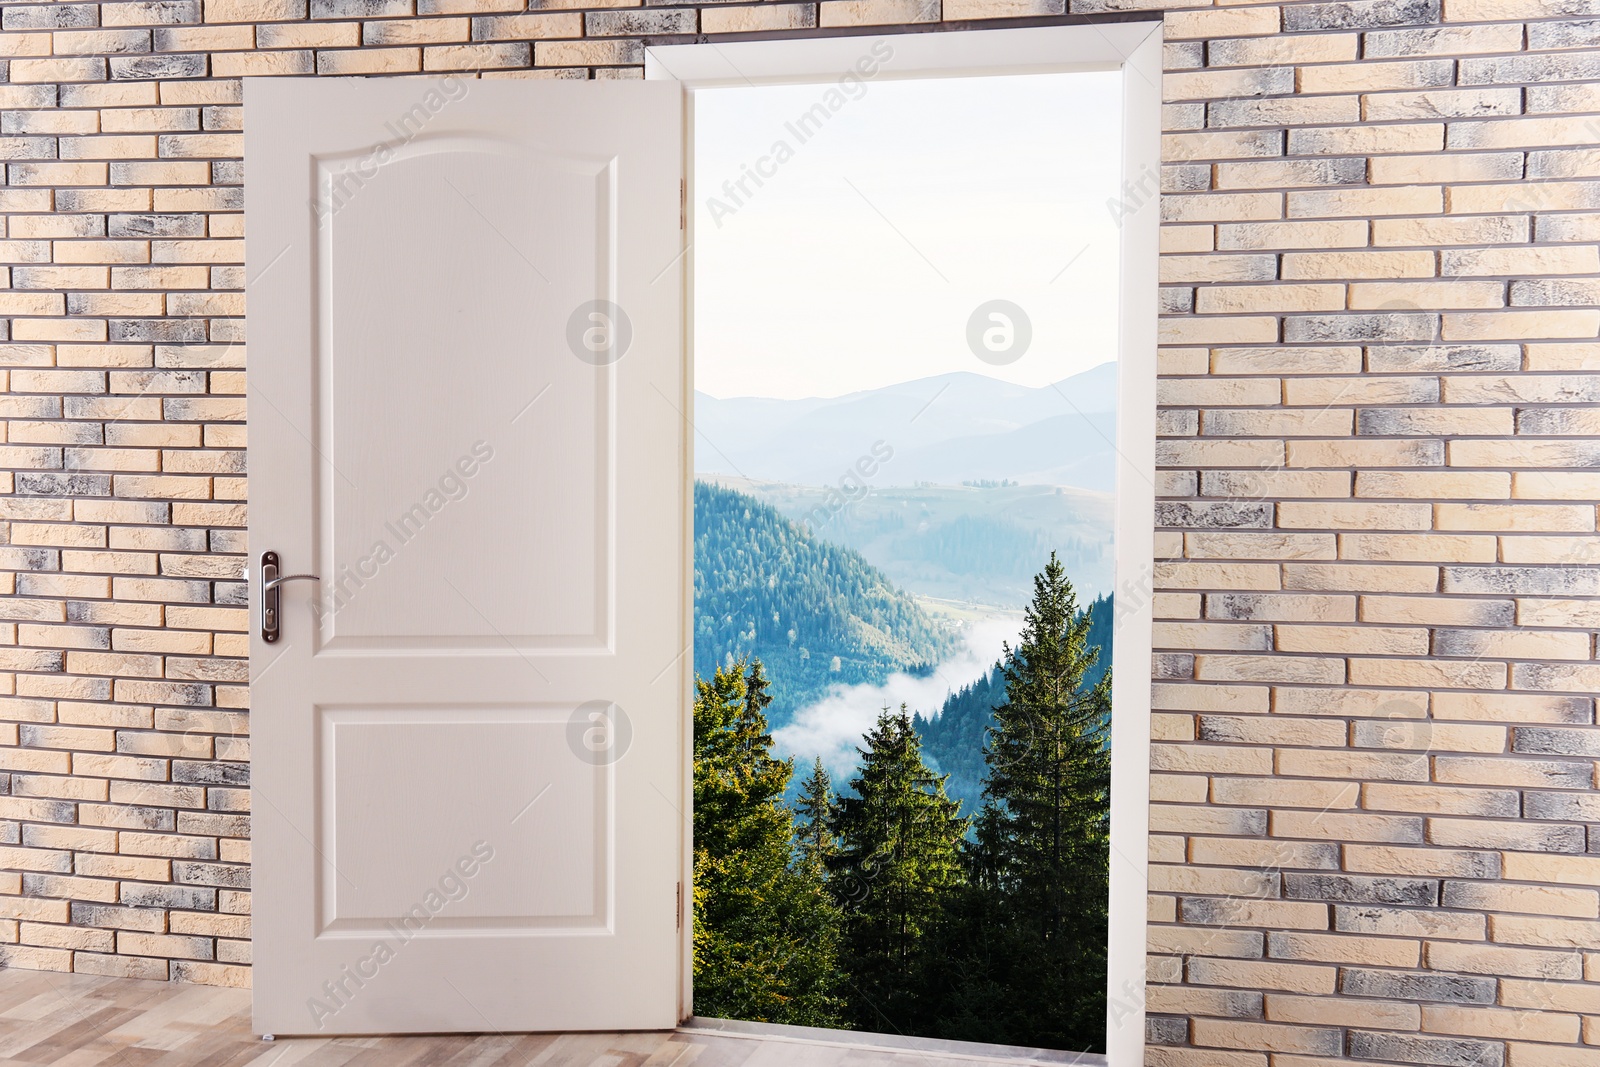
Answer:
693;70;1125;401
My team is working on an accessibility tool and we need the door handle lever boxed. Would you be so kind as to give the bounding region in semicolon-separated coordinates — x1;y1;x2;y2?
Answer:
264;572;322;593
261;551;320;643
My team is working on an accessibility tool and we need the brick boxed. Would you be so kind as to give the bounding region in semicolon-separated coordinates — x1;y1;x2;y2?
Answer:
1190;1018;1340;1055
1196;655;1344;685
1348;1031;1506;1067
1430;818;1584;855
1499;978;1600;1015
0;945;72;972
1210;778;1359;811
173;959;248;986
75;951;170;980
1501;650;1600;693
1282;563;1439;594
1491;914;1600;952
1342;534;1495;563
1524;792;1600;824
316;47;421;74
117;930;213;960
1342;967;1496;1004
1278;623;1429;654
1365;784;1518;818
1267;991;1422;1030
1198;715;1343;747
1206;594;1356;623
1445;310;1600;343
310;0;409;15
1272;808;1426;842
209;50;311;77
1283;872;1437;907
1336;905;1484;941
1507;1043;1600;1067
110;54;208;80
701;3;815;32
1282;503;1433;532
1426;940;1581;981
1186;956;1337;995
1187;532;1336;560
1512;727;1600;758
1502;852;1600;888
1268;930;1420;969
204;0;307;16
1423;1005;1579;1045
1148;986;1263;1021
1151;864;1276;899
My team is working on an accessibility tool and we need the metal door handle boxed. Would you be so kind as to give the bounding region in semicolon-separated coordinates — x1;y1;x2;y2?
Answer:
264;572;321;592
261;551;320;643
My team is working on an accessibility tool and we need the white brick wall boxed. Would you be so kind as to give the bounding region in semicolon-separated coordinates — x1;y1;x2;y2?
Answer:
1;2;1599;1063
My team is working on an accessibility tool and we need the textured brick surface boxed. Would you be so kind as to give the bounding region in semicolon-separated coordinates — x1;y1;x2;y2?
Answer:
0;2;1597;1064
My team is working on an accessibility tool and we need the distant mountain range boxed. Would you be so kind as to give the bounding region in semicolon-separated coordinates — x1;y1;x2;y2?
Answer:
711;477;1115;607
695;362;1118;493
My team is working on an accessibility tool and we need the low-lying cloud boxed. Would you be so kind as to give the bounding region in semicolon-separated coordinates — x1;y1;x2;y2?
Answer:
774;612;1023;782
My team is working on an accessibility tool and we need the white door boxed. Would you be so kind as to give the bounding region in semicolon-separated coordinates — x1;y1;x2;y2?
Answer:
244;78;686;1036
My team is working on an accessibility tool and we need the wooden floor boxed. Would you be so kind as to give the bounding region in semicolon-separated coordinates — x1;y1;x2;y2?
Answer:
0;969;1103;1067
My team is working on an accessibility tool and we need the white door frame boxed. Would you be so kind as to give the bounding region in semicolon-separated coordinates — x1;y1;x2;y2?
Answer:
647;24;1162;1066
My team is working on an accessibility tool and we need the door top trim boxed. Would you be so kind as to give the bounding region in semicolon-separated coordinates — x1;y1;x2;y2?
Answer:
644;21;1161;87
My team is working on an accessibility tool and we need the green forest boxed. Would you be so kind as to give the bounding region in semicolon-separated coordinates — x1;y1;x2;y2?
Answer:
693;554;1112;1054
694;480;955;722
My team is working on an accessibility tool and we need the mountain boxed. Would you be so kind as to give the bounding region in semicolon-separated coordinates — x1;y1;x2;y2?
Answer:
914;593;1113;818
695;481;956;725
876;411;1117;491
694;362;1117;490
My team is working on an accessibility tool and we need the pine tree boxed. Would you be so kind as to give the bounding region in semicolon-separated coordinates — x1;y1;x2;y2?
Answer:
829;705;969;1034
794;757;838;879
692;660;846;1026
962;552;1112;1051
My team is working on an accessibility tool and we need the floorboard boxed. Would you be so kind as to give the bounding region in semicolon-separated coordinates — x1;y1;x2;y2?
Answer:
0;969;1105;1067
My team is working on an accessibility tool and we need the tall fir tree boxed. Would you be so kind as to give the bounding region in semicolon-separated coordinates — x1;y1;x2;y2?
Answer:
829;705;969;1034
794;757;838;879
958;552;1113;1052
693;660;845;1026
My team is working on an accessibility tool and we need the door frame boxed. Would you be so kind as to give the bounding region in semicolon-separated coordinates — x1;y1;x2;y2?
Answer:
647;23;1162;1065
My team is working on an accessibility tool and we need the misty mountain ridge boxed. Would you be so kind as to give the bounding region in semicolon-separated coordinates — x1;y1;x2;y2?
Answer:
695;361;1117;492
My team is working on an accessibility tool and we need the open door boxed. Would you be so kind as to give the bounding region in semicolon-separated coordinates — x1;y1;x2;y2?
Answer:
245;79;686;1035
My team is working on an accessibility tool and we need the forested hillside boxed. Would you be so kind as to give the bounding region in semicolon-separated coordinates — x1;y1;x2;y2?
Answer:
694;481;955;724
915;593;1112;816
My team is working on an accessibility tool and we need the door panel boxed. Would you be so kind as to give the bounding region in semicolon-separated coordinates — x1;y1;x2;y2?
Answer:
246;79;685;1036
316;139;612;650
317;707;607;933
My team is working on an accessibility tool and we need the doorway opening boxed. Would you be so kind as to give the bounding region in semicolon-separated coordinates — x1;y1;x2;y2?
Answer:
655;23;1159;1065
